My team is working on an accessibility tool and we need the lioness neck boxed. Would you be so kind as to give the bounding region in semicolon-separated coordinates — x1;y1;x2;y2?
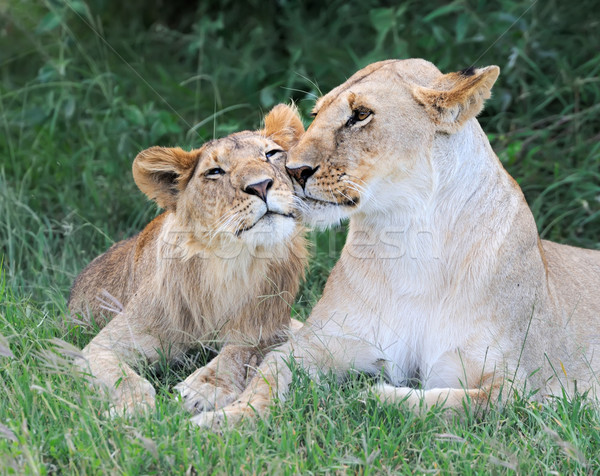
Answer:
347;119;531;291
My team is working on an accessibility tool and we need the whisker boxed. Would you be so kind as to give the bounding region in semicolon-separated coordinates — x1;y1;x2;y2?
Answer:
214;209;238;229
232;215;247;237
344;178;367;194
349;176;369;188
220;219;241;240
344;178;372;205
293;71;323;96
291;195;311;214
221;212;245;238
327;186;337;203
335;188;356;204
280;86;319;100
345;184;362;195
210;211;241;241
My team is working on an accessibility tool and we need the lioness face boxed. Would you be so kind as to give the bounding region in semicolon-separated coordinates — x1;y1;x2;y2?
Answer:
132;104;305;250
286;59;499;226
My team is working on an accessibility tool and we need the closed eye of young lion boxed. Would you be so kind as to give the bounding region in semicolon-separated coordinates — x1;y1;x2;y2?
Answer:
195;59;600;429
68;104;308;415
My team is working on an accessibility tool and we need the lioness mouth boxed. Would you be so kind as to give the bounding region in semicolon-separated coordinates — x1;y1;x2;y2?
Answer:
303;195;359;208
235;211;295;236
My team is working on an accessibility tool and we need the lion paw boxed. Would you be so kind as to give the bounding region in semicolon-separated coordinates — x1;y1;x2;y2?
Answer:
371;383;415;403
190;408;245;430
105;379;156;418
174;380;237;414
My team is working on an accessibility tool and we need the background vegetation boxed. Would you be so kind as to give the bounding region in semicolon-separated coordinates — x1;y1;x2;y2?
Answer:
1;0;599;473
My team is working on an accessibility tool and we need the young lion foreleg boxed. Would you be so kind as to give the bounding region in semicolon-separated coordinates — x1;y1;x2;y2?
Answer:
76;314;164;415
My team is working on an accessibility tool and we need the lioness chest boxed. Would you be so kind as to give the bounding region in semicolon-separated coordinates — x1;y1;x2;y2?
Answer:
325;252;504;387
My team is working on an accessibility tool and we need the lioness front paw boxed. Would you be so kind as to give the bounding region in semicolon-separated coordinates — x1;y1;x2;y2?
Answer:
174;380;237;413
371;383;415;403
190;407;246;430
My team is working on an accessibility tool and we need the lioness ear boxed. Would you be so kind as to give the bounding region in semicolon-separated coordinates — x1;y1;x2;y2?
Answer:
132;146;198;210
412;65;500;133
263;103;305;149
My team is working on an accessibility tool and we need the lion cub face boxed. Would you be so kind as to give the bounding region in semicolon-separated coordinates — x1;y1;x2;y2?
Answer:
132;104;304;250
286;59;499;227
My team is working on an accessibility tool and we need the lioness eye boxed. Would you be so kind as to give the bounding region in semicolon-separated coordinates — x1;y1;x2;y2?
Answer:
356;110;371;121
265;149;283;159
346;108;372;127
205;167;225;177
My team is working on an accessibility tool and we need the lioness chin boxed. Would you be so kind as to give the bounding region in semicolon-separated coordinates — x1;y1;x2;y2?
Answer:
69;104;308;415
195;59;600;428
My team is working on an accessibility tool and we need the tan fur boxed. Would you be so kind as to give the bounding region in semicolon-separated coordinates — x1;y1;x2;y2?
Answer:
69;104;309;414
194;59;600;428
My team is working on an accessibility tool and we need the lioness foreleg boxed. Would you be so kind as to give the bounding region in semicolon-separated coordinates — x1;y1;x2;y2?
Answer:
372;381;505;419
191;327;384;429
176;319;305;413
175;345;261;413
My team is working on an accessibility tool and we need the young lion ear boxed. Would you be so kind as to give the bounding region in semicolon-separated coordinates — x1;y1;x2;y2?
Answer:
263;103;305;149
132;146;198;210
412;65;500;133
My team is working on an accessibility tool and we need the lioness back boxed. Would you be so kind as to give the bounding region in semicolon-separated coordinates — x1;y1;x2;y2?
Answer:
542;239;600;323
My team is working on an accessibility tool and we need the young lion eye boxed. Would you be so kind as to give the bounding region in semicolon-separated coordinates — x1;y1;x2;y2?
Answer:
205;167;225;178
265;149;283;159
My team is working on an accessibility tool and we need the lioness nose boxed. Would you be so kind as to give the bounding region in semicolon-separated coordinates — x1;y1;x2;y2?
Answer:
244;179;273;202
286;165;317;189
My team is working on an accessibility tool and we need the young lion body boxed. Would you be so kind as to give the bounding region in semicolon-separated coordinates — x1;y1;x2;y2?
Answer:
195;60;600;428
69;105;308;414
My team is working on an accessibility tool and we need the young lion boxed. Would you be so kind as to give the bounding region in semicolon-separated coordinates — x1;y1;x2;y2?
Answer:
69;104;308;415
195;59;600;428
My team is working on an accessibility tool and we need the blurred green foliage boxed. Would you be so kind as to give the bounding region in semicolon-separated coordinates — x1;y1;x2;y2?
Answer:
1;0;599;297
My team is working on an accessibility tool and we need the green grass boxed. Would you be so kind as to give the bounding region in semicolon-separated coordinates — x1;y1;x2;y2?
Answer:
1;0;600;473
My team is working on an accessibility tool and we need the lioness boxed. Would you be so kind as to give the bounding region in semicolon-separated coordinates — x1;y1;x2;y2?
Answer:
69;104;308;414
194;59;600;428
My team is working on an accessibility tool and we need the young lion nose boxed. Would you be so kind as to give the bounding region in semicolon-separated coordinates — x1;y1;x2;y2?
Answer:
286;165;317;189
244;179;273;202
